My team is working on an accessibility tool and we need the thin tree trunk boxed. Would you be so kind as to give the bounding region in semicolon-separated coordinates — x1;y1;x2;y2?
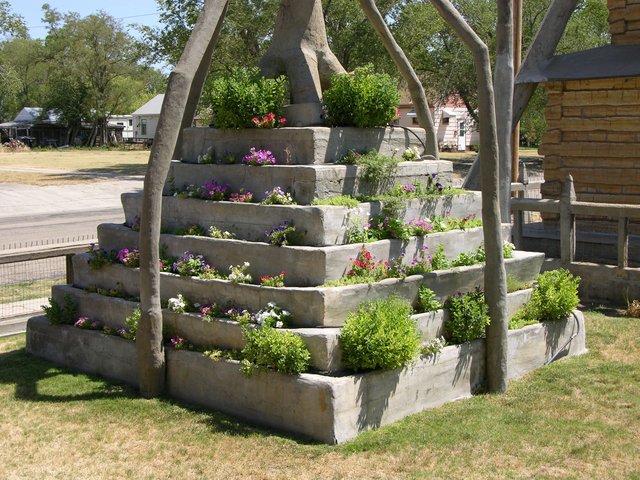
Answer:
172;2;230;160
430;0;508;393
358;0;439;159
495;0;514;223
137;0;229;398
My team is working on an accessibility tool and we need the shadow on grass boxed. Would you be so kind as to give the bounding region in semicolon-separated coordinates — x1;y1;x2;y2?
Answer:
0;346;319;444
74;164;147;177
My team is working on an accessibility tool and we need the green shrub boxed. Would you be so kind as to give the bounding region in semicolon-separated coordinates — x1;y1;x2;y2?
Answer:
340;296;421;371
241;326;311;375
444;290;490;343
338;150;400;184
312;195;360;208
323;65;400;128
42;295;78;325
509;269;580;329
208;67;288;129
417;286;442;313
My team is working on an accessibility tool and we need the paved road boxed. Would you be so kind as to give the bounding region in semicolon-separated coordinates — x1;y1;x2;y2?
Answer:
0;178;143;250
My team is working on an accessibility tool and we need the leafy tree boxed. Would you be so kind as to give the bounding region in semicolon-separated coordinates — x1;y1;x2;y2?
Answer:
0;63;20;120
0;0;27;39
0;38;49;111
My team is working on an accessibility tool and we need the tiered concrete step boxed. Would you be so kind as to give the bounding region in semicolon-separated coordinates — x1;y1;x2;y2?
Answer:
27;310;587;444
121;192;483;246
97;223;512;287
165;160;453;204
180;126;428;165
71;250;545;327
51;284;534;373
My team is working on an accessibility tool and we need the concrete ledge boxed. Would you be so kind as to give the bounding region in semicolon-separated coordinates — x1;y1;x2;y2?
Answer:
97;223;511;287
122;192;482;247
180;126;428;165
165;161;453;204
71;251;544;327
52;284;533;372
26;311;585;444
26;316;139;387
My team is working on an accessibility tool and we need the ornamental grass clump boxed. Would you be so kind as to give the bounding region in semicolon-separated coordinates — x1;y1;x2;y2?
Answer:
509;269;580;329
444;289;490;344
340;295;421;371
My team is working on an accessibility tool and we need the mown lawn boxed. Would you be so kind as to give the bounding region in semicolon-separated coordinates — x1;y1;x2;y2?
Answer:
0;309;638;479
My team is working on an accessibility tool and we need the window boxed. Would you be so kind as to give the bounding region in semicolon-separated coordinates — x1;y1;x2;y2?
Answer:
141;119;147;136
442;117;450;125
412;117;419;125
129;119;133;127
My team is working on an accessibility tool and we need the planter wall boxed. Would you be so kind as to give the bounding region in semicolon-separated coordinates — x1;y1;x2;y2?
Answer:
181;126;428;165
72;251;544;327
27;311;586;444
121;192;483;247
97;223;511;287
166;161;452;204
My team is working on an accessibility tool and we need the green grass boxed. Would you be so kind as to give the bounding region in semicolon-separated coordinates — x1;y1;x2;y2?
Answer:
0;309;639;479
0;277;65;304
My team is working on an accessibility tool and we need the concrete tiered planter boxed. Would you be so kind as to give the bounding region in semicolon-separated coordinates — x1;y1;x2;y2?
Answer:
180;126;428;165
27;310;587;444
165;161;453;204
71;250;544;327
97;223;512;286
122;192;482;246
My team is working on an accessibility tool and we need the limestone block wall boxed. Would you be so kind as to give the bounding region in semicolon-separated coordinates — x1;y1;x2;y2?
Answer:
539;77;640;230
609;0;640;45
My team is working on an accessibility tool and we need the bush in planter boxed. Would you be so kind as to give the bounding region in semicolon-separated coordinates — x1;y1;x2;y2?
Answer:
208;67;288;129
444;289;490;344
241;326;311;375
323;65;400;128
340;295;421;371
509;269;580;329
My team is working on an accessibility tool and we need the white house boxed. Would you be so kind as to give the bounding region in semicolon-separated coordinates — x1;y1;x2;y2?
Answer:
131;94;164;141
397;96;479;151
108;115;133;140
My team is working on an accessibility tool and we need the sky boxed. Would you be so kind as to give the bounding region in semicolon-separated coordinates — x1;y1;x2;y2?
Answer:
8;0;162;39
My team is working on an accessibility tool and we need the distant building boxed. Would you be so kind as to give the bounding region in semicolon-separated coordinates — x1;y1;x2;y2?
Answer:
0;107;66;147
397;96;479;151
108;115;133;140
131;94;164;142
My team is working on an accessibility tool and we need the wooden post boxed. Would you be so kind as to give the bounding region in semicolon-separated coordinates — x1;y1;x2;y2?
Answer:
560;175;576;265
618;217;629;268
65;254;74;285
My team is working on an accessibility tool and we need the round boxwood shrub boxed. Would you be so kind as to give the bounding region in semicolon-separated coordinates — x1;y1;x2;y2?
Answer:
208;67;288;129
323;65;400;128
340;295;421;371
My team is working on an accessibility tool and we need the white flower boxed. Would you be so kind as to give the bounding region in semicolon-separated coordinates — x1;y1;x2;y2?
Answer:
275;321;283;328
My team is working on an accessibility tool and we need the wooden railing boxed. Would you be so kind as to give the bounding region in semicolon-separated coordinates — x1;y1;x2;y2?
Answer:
511;175;640;268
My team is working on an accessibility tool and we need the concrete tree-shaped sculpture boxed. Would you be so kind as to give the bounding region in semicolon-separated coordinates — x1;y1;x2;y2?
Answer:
259;0;346;125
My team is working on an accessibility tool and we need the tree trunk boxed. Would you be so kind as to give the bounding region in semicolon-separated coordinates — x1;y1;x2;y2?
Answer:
495;0;514;223
137;0;229;398
172;2;230;160
430;0;509;393
259;0;346;104
358;0;439;159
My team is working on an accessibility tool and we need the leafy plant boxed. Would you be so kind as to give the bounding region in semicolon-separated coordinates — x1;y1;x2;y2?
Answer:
241;326;310;376
340;295;421;371
421;336;447;356
174;224;207;236
42;295;78;325
228;262;252;283
121;308;140;341
265;222;297;246
209;67;288;129
242;147;277;166
312;195;360;208
323;65;400;128
259;272;286;288
261;187;295;205
430;244;450;271
87;244;115;270
208;226;235;239
444;289;490;344
510;269;580;328
417;286;442;313
338;149;399;185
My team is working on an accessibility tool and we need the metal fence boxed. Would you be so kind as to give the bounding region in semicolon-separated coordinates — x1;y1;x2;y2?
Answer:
0;244;90;321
